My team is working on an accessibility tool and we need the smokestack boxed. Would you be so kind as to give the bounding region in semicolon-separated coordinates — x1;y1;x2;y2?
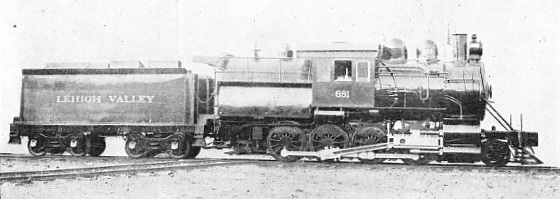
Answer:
451;34;468;62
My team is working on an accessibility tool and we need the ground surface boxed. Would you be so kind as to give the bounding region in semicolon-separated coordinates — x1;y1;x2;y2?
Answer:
1;151;559;199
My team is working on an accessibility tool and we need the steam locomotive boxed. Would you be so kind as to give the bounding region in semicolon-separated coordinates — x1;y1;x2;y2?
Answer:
8;34;541;167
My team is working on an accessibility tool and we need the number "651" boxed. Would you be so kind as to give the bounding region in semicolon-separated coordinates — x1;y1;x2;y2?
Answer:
335;90;350;98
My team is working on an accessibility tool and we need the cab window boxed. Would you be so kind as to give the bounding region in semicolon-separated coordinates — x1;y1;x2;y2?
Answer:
315;61;330;82
301;60;313;81
356;61;370;82
334;60;352;81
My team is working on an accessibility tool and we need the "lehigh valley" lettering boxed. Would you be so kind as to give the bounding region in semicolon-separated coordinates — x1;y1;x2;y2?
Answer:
108;95;155;103
56;95;155;103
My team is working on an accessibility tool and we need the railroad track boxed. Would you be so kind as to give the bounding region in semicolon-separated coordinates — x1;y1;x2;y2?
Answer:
360;162;560;174
249;158;560;175
0;158;254;182
2;154;558;182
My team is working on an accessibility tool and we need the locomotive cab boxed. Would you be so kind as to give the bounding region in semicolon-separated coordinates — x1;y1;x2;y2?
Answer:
297;43;379;109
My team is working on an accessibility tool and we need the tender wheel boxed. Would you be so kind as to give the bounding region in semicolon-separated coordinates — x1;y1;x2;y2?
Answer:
267;126;305;162
67;132;88;156
309;124;349;152
186;147;202;159
27;135;48;156
125;134;149;158
351;125;387;164
145;151;160;158
167;133;195;159
49;147;67;155
481;139;510;167
87;136;106;157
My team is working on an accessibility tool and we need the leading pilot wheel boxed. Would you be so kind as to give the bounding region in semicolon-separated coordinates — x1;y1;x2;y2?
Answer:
267;126;306;162
27;135;48;156
125;134;149;158
87;136;106;157
481;139;510;167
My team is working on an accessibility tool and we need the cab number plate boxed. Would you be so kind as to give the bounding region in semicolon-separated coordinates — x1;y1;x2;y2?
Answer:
335;90;350;98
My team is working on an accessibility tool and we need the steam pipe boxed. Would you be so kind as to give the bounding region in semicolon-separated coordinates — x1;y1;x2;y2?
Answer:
419;75;430;101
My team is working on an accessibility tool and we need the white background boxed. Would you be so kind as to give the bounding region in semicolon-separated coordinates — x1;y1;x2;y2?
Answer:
1;0;558;165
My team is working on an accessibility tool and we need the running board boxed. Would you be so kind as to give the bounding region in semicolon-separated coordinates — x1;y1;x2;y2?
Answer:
281;143;389;160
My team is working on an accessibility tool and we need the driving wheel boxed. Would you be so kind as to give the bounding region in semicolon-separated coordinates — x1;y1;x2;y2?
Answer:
267;126;305;162
351;125;387;164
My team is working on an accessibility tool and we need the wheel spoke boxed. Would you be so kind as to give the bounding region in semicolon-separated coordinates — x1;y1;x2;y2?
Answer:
272;145;283;153
333;134;345;139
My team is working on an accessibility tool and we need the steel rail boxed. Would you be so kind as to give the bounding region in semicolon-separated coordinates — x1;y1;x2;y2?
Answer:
390;163;560;174
275;160;560;174
1;154;558;183
0;158;253;182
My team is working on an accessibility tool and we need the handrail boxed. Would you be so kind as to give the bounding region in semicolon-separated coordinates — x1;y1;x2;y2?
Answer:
482;99;514;131
486;108;510;131
445;95;463;119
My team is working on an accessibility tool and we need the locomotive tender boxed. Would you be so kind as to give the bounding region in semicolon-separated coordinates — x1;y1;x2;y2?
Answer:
8;34;541;167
